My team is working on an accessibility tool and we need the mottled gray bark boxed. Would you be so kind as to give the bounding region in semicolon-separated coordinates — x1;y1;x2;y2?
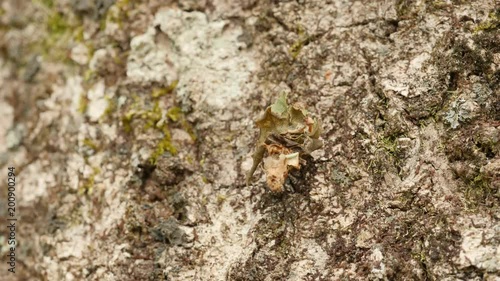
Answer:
0;0;499;280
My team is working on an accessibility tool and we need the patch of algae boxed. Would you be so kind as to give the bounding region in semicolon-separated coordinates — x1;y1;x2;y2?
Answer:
120;81;196;165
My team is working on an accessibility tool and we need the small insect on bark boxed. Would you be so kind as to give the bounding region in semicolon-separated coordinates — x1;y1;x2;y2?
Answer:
246;93;323;192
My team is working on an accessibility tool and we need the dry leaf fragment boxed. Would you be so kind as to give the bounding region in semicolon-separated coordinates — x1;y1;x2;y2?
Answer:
246;93;323;191
263;153;300;192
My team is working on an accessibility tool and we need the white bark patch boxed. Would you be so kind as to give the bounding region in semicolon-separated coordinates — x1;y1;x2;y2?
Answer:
459;226;500;273
86;80;108;122
153;8;256;112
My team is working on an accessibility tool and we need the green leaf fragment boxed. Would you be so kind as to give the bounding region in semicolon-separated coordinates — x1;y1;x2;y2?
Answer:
270;93;289;117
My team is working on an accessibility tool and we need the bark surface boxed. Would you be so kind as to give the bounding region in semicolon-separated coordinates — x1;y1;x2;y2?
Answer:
0;0;499;280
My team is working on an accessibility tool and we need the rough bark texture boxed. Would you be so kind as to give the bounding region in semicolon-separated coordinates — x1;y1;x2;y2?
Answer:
1;0;499;280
